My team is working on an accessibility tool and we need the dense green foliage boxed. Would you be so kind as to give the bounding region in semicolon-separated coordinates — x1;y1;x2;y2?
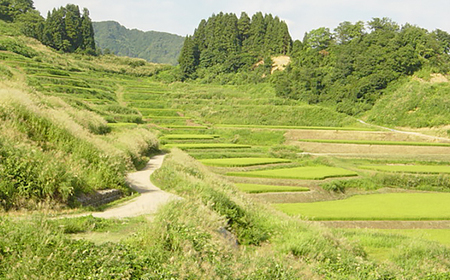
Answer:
93;21;184;65
1;0;96;54
41;5;96;54
274;18;450;115
178;12;292;80
0;0;35;22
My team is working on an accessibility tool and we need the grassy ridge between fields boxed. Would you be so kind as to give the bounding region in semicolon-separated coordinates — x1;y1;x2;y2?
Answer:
297;139;450;147
227;166;358;180
275;193;450;220
215;124;374;131
164;143;252;149
359;164;450;174
236;183;310;193
200;157;291;167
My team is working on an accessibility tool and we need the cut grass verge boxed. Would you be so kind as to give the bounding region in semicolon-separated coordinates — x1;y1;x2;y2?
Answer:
227;166;357;180
216;124;374;131
162;134;220;140
359;165;450;174
200;157;291;167
164;143;251;149
236;183;309;193
275;193;450;220
297;139;450;147
163;125;208;129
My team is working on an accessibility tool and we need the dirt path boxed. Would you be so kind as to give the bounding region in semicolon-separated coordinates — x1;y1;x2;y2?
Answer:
92;154;180;219
357;119;450;142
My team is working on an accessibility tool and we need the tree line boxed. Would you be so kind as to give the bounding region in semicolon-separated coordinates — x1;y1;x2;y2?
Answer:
178;12;292;80
274;18;450;115
1;0;96;54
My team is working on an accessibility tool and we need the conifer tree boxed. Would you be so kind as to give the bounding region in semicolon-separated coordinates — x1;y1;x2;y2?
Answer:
80;8;96;54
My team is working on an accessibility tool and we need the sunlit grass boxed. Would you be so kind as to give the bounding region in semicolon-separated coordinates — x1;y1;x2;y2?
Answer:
235;183;309;193
200;157;291;167
275;193;450;220
227;166;357;180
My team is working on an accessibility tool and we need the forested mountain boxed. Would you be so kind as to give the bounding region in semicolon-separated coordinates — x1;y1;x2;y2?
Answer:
93;21;184;65
0;1;96;54
274;18;450;115
178;12;292;80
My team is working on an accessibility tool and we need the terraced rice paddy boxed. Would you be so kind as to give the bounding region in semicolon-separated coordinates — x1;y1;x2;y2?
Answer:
275;193;450;220
200;157;291;167
235;183;309;193
227;166;358;180
359;164;450;174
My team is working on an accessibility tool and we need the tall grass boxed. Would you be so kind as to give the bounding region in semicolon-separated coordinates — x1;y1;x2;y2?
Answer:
0;87;159;210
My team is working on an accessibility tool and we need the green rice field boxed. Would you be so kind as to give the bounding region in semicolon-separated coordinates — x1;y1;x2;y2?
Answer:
236;183;309;193
227;166;358;180
359;164;450;174
200;157;291;167
274;193;450;220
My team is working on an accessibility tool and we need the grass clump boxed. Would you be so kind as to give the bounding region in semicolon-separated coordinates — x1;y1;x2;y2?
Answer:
151;149;271;246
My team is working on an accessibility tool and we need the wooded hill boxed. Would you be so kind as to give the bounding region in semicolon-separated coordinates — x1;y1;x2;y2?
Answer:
275;18;450;115
178;12;292;80
93;21;185;65
178;15;450;118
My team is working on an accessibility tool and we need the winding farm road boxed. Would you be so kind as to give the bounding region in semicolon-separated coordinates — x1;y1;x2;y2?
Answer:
92;154;180;219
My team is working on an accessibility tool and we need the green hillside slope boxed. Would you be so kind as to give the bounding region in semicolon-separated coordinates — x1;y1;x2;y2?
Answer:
93;21;184;65
365;75;450;128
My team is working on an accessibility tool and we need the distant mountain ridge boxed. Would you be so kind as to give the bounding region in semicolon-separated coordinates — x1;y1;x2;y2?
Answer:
93;21;184;65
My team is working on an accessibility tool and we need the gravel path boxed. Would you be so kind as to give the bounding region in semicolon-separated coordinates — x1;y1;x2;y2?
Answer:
92;154;179;219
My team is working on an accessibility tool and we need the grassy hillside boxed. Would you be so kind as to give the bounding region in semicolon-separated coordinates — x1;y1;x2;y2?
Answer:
365;75;450;128
93;21;184;65
0;21;167;209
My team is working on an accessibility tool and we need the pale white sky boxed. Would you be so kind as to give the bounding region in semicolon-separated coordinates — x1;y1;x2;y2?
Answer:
33;0;450;40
